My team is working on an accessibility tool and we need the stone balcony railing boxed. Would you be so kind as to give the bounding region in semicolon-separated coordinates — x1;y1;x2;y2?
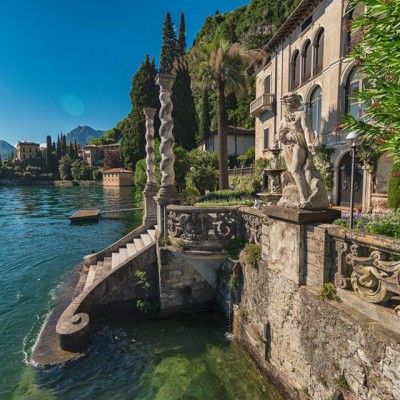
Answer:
328;225;400;316
166;205;265;251
250;93;275;117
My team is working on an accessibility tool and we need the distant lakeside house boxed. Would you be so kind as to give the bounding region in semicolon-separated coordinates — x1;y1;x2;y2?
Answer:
81;143;121;168
197;126;255;157
16;141;40;161
102;168;134;187
251;0;392;213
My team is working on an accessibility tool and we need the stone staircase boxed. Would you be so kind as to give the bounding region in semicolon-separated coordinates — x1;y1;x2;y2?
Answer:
83;226;157;290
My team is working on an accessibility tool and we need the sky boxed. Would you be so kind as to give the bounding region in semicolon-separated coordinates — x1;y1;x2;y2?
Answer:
0;0;248;145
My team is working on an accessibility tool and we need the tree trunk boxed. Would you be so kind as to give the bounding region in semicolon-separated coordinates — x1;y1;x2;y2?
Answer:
217;79;229;190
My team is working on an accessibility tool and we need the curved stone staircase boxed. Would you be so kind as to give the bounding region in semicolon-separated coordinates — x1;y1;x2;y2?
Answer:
83;227;157;291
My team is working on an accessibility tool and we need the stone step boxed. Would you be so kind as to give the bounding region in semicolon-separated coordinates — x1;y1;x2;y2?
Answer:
103;257;112;269
84;265;96;290
111;252;120;269
119;247;128;263
127;243;137;257
141;233;152;247
147;229;156;240
134;238;144;252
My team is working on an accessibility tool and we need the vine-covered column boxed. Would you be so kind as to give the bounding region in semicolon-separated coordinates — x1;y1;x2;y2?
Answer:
155;72;180;237
143;107;158;226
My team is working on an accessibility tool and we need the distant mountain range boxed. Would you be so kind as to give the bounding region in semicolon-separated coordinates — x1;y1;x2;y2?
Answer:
65;125;104;147
0;140;15;159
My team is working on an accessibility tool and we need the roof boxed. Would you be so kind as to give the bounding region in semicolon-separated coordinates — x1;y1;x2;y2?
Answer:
17;141;40;146
266;0;323;50
103;168;132;174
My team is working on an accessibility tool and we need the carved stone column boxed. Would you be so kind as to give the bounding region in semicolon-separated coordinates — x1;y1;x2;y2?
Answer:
155;72;180;236
143;107;158;226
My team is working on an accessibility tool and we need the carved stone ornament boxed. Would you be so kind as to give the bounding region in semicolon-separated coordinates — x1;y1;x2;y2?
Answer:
346;244;400;306
242;213;262;244
277;93;329;209
167;209;238;241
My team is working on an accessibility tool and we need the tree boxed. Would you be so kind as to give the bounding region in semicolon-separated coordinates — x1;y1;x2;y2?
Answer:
122;56;160;170
388;164;400;210
61;134;67;157
199;89;212;139
344;0;400;165
45;135;54;171
171;14;198;149
56;135;61;160
71;159;92;181
160;12;176;73
103;150;123;170
68;142;75;159
59;156;72;180
191;39;259;188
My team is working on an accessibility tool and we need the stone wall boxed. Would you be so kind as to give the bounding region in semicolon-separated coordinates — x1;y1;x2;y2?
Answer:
232;208;400;400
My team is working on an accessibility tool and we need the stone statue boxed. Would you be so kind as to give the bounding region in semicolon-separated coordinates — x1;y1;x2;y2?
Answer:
277;93;329;209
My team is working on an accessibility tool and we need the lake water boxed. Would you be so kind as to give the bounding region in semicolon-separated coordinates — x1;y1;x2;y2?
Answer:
0;185;282;400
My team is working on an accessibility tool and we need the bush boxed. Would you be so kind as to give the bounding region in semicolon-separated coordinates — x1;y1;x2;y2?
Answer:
237;147;255;167
71;160;92;181
319;282;341;301
59;156;72;180
388;164;400;210
200;189;254;202
243;243;261;268
225;237;247;260
92;169;103;181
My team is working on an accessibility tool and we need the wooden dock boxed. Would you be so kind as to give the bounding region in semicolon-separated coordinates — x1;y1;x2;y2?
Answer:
69;209;100;222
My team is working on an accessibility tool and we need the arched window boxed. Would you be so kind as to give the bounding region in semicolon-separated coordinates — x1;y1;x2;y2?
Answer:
310;86;322;134
344;4;365;55
314;29;324;75
302;40;312;82
346;67;365;120
291;50;300;89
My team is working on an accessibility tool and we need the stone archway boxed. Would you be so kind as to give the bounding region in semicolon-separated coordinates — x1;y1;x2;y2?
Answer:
338;151;363;206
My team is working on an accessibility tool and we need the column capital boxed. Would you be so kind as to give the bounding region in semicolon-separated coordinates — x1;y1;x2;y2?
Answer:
156;72;176;91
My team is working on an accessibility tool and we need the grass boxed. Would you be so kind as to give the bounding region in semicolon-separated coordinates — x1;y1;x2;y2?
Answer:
243;243;262;268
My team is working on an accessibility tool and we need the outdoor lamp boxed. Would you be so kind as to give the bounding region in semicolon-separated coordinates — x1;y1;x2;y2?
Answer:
345;131;360;229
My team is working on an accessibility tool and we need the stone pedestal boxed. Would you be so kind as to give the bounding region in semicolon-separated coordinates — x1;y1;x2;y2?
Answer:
155;72;180;237
261;206;340;286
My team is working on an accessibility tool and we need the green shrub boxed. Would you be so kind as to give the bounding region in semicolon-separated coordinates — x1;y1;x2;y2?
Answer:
237;147;255;167
136;299;160;313
367;211;400;238
228;272;239;289
71;160;92;181
388;164;400;210
92;169;103;181
243;243;261;268
319;282;341;302
225;237;247;260
135;270;150;288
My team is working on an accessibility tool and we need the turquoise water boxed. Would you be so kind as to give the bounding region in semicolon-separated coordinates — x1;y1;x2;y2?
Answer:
0;186;282;400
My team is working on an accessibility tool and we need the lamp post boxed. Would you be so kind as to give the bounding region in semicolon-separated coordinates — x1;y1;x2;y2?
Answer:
345;131;360;229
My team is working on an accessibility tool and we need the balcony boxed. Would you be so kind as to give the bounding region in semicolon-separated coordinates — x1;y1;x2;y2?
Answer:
250;93;275;117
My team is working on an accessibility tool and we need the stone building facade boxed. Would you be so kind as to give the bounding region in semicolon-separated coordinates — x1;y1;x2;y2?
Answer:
252;0;393;211
15;141;40;161
102;168;133;187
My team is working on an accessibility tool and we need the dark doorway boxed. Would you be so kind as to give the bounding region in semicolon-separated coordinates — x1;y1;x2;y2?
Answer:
338;152;363;206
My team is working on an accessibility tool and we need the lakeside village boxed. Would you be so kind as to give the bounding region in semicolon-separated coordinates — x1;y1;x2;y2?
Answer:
12;0;400;399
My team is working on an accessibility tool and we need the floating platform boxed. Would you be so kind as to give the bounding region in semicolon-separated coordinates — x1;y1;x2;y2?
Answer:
69;209;100;222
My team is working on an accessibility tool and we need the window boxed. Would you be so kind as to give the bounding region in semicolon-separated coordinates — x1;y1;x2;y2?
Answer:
346;67;365;120
314;29;325;74
263;128;269;150
291;50;300;89
302;40;312;82
301;16;312;32
310;86;322;134
264;75;271;94
344;4;364;55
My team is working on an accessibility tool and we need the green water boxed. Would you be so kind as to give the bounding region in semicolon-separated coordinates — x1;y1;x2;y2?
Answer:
0;186;282;400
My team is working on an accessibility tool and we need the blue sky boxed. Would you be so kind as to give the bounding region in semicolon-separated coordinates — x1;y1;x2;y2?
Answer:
0;0;248;145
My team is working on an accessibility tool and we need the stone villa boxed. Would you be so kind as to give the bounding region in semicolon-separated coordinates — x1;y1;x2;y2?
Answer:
81;143;121;168
252;0;393;212
15;141;40;161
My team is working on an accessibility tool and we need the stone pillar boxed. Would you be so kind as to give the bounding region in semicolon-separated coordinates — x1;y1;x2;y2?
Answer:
143;107;158;226
155;72;180;237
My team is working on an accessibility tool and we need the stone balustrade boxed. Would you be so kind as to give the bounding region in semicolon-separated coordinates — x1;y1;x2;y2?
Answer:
328;225;400;316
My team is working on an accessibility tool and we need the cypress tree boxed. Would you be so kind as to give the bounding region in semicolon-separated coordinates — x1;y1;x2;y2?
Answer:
61;134;67;157
74;141;79;159
171;13;198;149
122;55;160;170
56;135;61;160
160;12;176;73
68;142;74;159
199;89;212;139
176;12;186;56
45;135;53;171
52;141;56;152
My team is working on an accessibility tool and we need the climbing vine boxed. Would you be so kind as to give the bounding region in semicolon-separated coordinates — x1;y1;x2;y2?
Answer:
314;145;334;191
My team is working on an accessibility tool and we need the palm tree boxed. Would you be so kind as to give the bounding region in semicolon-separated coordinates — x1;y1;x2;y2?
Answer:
190;39;259;189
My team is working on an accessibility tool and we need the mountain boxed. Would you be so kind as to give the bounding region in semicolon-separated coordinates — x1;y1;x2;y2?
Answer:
65;125;105;147
0;140;15;159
